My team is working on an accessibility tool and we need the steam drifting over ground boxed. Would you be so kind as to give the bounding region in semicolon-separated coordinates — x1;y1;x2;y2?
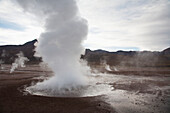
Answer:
16;0;89;94
10;51;29;73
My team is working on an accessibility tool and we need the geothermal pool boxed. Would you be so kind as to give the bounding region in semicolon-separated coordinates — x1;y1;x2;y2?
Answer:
25;72;170;113
25;73;114;97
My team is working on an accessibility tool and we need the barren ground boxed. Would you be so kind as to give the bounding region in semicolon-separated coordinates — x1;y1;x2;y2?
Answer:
0;65;115;113
0;64;170;113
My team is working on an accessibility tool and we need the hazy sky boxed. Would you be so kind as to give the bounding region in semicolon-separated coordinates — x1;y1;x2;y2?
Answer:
0;0;169;51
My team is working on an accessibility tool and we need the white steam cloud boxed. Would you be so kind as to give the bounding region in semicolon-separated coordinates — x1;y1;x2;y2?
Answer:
16;0;88;91
10;51;29;73
105;64;112;71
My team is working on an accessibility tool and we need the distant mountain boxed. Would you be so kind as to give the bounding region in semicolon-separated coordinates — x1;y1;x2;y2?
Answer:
0;39;170;67
82;48;170;67
0;39;41;64
162;47;170;56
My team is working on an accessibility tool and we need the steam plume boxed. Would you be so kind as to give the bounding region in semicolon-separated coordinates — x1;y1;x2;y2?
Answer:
10;51;29;73
16;0;88;90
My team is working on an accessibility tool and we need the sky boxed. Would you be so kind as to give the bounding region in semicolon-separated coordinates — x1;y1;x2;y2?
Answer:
0;0;169;51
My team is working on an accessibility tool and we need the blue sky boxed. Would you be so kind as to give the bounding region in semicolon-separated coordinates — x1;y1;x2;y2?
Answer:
0;18;25;31
0;0;169;51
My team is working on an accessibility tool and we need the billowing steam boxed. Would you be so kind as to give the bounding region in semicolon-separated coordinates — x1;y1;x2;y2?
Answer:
105;64;112;71
10;51;29;73
16;0;88;92
102;60;118;72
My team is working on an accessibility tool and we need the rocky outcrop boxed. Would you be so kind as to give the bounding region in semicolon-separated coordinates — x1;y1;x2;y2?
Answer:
0;39;41;64
82;48;170;67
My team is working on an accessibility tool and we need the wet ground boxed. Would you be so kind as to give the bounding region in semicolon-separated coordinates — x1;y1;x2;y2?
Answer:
0;65;114;113
0;64;170;113
94;73;170;113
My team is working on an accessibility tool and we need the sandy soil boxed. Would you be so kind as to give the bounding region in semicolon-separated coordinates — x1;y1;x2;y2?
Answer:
0;64;170;113
0;65;115;113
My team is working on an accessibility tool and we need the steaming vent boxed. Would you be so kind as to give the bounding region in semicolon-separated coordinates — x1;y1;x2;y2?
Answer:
15;0;114;97
25;74;114;97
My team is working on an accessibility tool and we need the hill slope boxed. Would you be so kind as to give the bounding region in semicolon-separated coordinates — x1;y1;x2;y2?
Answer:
0;39;41;64
82;48;170;67
0;39;170;67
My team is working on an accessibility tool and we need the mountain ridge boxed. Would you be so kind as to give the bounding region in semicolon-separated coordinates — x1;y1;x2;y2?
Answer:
0;39;170;67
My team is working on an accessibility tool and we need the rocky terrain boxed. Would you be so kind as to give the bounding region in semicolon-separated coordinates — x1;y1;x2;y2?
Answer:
0;39;41;64
1;39;170;67
0;40;170;113
82;48;170;67
0;65;115;113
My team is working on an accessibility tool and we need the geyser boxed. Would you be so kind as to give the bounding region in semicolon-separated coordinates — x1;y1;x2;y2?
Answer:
16;0;88;94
